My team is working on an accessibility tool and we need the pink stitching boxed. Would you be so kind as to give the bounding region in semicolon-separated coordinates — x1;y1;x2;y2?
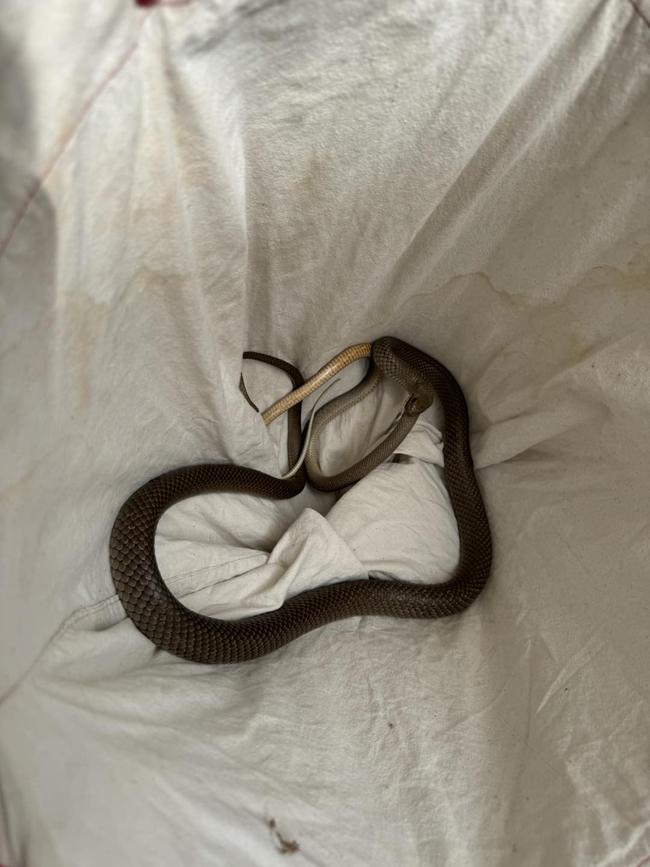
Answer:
0;16;147;259
629;0;650;28
137;0;195;6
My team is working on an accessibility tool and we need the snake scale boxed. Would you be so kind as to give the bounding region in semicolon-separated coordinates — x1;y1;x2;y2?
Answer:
109;336;492;664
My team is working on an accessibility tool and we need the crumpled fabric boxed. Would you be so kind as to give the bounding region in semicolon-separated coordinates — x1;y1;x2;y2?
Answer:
1;1;649;865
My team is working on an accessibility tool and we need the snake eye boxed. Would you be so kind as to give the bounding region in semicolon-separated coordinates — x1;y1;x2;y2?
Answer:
405;396;422;416
406;380;434;414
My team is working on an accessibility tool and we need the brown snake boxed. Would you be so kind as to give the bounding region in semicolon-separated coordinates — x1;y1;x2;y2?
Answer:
109;336;492;663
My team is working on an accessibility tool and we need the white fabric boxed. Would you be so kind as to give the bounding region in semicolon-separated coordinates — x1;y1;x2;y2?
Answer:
1;0;650;864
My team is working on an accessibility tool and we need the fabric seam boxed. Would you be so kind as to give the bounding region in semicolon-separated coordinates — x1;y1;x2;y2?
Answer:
628;0;650;29
0;13;150;259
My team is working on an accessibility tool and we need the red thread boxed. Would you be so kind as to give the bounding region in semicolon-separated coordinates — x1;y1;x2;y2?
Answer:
0;20;146;259
629;0;650;28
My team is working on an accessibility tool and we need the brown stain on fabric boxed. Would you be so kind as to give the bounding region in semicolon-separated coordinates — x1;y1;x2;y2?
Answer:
267;818;300;855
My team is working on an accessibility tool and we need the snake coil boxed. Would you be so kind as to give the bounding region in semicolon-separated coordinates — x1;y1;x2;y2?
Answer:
109;336;492;663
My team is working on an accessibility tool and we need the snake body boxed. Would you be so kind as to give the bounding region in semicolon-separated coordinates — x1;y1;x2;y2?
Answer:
302;361;419;491
109;336;492;664
261;342;372;424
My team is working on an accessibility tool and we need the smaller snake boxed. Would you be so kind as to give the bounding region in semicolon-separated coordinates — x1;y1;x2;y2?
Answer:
261;342;373;424
109;337;492;664
262;343;414;487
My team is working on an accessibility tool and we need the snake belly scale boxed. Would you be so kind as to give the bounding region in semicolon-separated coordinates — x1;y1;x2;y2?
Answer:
109;336;492;664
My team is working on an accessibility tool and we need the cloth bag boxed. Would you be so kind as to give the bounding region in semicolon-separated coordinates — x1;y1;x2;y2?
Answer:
1;1;649;864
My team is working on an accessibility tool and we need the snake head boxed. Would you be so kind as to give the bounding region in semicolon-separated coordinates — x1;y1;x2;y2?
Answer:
405;381;434;415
